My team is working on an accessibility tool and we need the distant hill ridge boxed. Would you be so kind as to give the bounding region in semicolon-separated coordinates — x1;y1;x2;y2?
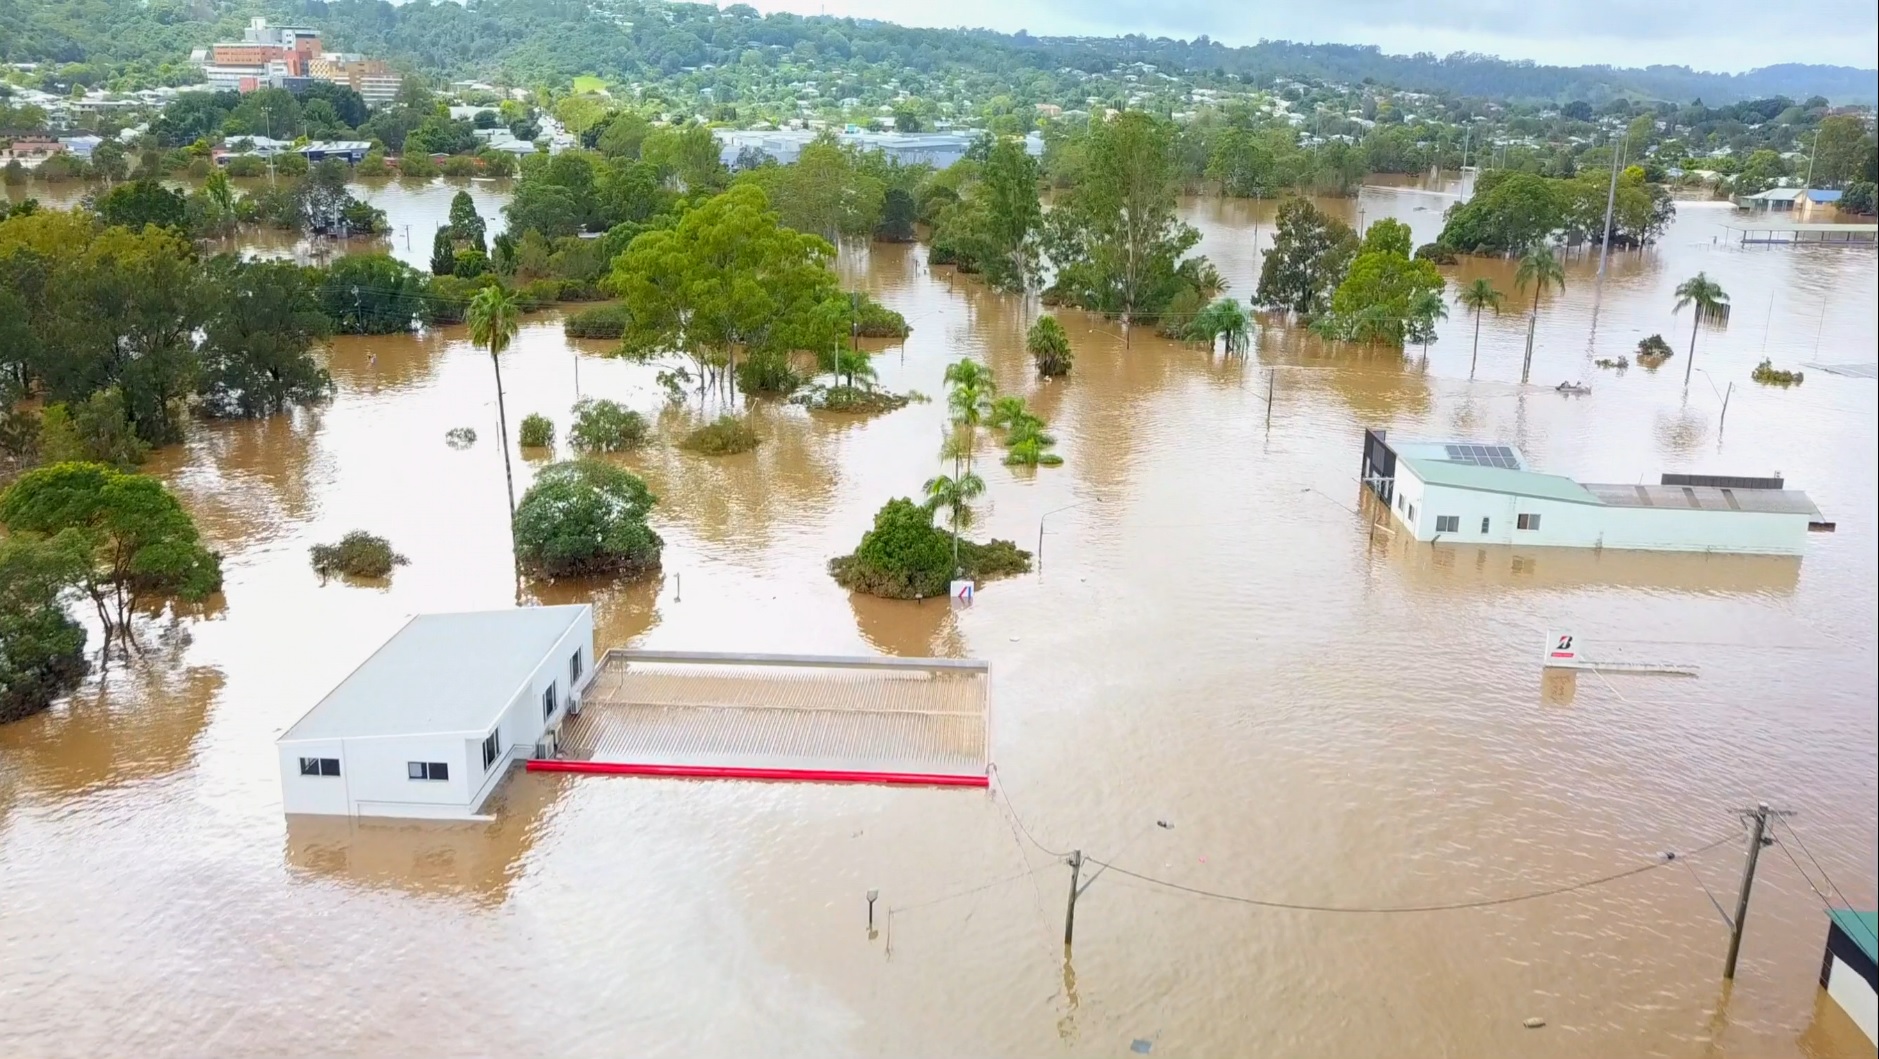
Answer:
0;0;1872;104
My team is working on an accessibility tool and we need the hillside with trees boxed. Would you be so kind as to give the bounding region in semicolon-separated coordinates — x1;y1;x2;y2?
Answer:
0;0;1872;105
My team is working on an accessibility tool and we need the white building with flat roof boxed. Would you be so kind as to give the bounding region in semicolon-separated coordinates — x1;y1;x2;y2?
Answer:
278;606;595;821
1360;431;1825;556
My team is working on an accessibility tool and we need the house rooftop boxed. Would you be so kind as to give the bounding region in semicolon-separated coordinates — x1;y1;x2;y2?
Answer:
1829;909;1878;964
281;606;588;742
1389;437;1818;514
1581;482;1821;516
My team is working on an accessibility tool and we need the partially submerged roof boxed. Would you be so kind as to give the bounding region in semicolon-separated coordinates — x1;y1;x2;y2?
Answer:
281;606;589;742
1581;482;1821;516
1829;909;1878;964
1398;454;1601;505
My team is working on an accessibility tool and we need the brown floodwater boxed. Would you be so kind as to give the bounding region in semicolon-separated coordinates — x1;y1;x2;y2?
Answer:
1;176;1875;1058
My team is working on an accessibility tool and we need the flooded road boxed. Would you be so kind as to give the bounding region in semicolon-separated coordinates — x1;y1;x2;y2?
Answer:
1;177;1875;1058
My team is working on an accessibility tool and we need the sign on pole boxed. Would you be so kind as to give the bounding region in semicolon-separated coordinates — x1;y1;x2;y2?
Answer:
1543;631;1584;669
950;579;974;608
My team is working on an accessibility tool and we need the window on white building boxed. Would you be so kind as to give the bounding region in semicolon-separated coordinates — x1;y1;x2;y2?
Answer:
1481;517;1491;533
407;761;449;781
542;683;557;721
481;729;502;771
299;757;340;777
1517;513;1542;530
1406;503;1416;523
569;649;583;685
1435;515;1459;533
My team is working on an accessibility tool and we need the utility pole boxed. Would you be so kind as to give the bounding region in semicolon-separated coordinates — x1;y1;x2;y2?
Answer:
1265;369;1275;433
1594;135;1623;308
1804;126;1821;190
1063;850;1083;947
1723;803;1790;979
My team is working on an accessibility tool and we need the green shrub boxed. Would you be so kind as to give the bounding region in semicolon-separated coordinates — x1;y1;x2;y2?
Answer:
564;303;630;339
274;152;309;176
223;155;268;178
309;530;408;579
680;415;761;456
452;249;490;278
828;497;1033;599
355;150;390;177
790;384;908;413
852;293;911;338
514;459;662;579
445;426;477;448
1636;334;1673;364
568;398;648;452
735;349;805;395
423;273;502;324
514;278;562;311
440;154;479;177
1414;242;1459;264
519;413;555;448
37;389;148;469
1751;359;1804;386
398;152;438;178
0;535;90;723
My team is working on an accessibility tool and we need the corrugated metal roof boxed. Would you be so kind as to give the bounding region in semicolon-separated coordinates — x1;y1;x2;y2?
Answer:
1398;456;1599;504
1581;482;1821;515
1803;189;1844;203
1747;187;1805;201
1829;909;1878;963
280;606;588;742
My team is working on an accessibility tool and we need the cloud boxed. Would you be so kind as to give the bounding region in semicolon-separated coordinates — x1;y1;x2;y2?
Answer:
752;0;1879;72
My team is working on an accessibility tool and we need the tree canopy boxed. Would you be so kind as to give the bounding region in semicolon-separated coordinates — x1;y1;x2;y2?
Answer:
513;459;662;579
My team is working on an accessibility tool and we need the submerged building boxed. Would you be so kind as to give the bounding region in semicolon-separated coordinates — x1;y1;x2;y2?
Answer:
278;606;595;821
1360;431;1826;555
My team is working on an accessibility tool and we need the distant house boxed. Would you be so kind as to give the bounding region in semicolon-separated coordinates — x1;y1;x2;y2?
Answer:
297;139;372;164
278;606;596;821
1798;188;1845;217
1741;187;1805;210
1360;432;1824;555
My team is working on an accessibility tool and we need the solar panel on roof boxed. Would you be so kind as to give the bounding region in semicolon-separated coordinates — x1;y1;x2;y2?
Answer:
1443;444;1519;469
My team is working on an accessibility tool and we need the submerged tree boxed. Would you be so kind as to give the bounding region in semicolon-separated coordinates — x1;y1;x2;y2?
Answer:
1672;272;1729;388
197;258;334;418
1514;244;1566;383
0;462;223;650
1458;277;1504;380
609;183;842;398
513;459;662;579
1256;198;1359;318
466;286;522;557
0;532;90;722
1027;315;1074;376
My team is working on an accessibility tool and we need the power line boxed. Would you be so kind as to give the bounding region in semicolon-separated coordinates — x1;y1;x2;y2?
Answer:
987;763;1074;859
1082;829;1743;914
1776;817;1879;951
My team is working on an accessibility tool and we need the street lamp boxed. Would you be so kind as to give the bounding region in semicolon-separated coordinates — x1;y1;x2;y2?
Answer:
1037;494;1103;571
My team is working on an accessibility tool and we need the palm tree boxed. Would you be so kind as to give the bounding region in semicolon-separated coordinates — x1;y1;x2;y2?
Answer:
987;395;1028;430
944;359;994;475
922;471;985;531
1187;298;1251;354
1027;316;1074;377
1457;278;1504;380
1514;245;1566;384
1672;272;1730;388
467;286;522;557
1408;289;1448;360
832;349;875;390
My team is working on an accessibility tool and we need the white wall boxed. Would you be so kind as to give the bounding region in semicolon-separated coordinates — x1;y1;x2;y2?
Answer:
462;608;596;815
279;607;595;820
280;734;474;819
278;738;350;816
1828;954;1878;1043
1394;473;1813;555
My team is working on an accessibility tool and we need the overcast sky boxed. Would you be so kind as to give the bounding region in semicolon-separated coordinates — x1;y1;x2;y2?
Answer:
746;0;1879;73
